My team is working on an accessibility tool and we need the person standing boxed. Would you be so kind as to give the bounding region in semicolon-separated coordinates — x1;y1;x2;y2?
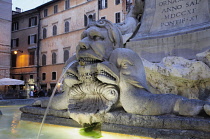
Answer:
30;90;34;98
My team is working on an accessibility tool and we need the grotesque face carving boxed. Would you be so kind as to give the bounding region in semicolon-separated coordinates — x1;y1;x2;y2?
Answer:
76;26;114;66
63;20;124;125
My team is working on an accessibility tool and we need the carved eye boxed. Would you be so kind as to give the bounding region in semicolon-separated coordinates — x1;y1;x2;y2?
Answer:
121;63;128;69
92;35;104;41
121;60;133;69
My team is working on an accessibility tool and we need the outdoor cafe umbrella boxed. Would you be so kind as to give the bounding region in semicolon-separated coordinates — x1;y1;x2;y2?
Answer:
0;78;24;85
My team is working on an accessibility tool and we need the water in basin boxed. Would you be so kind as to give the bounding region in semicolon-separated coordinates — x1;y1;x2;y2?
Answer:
0;105;151;139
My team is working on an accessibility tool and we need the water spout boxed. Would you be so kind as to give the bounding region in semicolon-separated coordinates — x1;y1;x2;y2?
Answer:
36;60;77;139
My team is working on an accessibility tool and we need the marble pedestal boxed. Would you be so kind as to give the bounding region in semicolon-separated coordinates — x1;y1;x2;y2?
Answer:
127;0;210;62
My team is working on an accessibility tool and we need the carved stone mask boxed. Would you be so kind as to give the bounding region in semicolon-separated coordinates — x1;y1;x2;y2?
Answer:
76;26;114;66
76;19;123;66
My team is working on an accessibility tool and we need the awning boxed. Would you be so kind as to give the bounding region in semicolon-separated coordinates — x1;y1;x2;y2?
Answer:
0;78;24;85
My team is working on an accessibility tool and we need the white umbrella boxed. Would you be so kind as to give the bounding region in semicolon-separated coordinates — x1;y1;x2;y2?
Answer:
0;78;24;85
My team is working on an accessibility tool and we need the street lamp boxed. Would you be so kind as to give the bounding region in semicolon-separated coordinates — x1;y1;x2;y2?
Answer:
12;50;23;54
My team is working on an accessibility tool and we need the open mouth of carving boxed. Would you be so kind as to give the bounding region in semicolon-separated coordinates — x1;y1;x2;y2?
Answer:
66;72;78;79
79;57;103;66
98;70;117;81
97;62;119;85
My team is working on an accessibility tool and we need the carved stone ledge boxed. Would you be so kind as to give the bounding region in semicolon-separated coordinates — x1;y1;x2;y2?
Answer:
20;106;210;139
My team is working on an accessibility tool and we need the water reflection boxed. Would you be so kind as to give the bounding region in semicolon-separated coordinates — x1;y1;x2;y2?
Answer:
0;106;152;139
11;111;20;134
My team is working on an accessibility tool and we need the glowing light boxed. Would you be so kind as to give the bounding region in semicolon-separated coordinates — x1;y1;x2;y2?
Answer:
13;50;23;54
1;106;153;139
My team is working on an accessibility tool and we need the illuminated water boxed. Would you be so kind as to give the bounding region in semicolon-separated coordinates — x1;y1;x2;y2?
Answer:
37;60;77;138
0;105;151;139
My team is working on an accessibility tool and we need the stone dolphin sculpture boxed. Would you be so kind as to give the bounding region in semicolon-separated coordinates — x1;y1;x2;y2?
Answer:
107;48;210;116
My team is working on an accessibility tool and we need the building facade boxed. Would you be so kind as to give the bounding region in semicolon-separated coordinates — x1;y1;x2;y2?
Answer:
38;0;131;92
38;0;98;92
0;0;12;93
11;8;39;95
11;0;130;94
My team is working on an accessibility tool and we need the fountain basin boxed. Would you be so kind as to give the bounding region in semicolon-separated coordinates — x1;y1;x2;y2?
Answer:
20;106;210;139
0;105;149;139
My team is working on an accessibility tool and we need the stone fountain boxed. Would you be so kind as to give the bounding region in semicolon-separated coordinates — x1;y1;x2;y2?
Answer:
20;0;210;138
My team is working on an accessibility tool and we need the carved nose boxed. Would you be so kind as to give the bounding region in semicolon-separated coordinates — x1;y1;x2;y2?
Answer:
78;41;90;50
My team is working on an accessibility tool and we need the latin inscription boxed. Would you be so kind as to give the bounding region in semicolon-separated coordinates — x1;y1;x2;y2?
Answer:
150;0;210;32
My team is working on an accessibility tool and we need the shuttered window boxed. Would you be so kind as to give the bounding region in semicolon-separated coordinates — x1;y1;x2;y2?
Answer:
65;21;69;33
43;28;47;39
64;50;69;62
98;0;107;10
28;34;37;44
42;54;46;66
29;51;35;65
52;52;57;65
53;25;57;36
29;17;37;27
115;12;121;23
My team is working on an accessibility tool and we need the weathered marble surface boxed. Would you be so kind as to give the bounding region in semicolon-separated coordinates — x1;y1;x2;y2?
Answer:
143;55;210;100
128;0;210;62
133;0;210;38
196;49;210;67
